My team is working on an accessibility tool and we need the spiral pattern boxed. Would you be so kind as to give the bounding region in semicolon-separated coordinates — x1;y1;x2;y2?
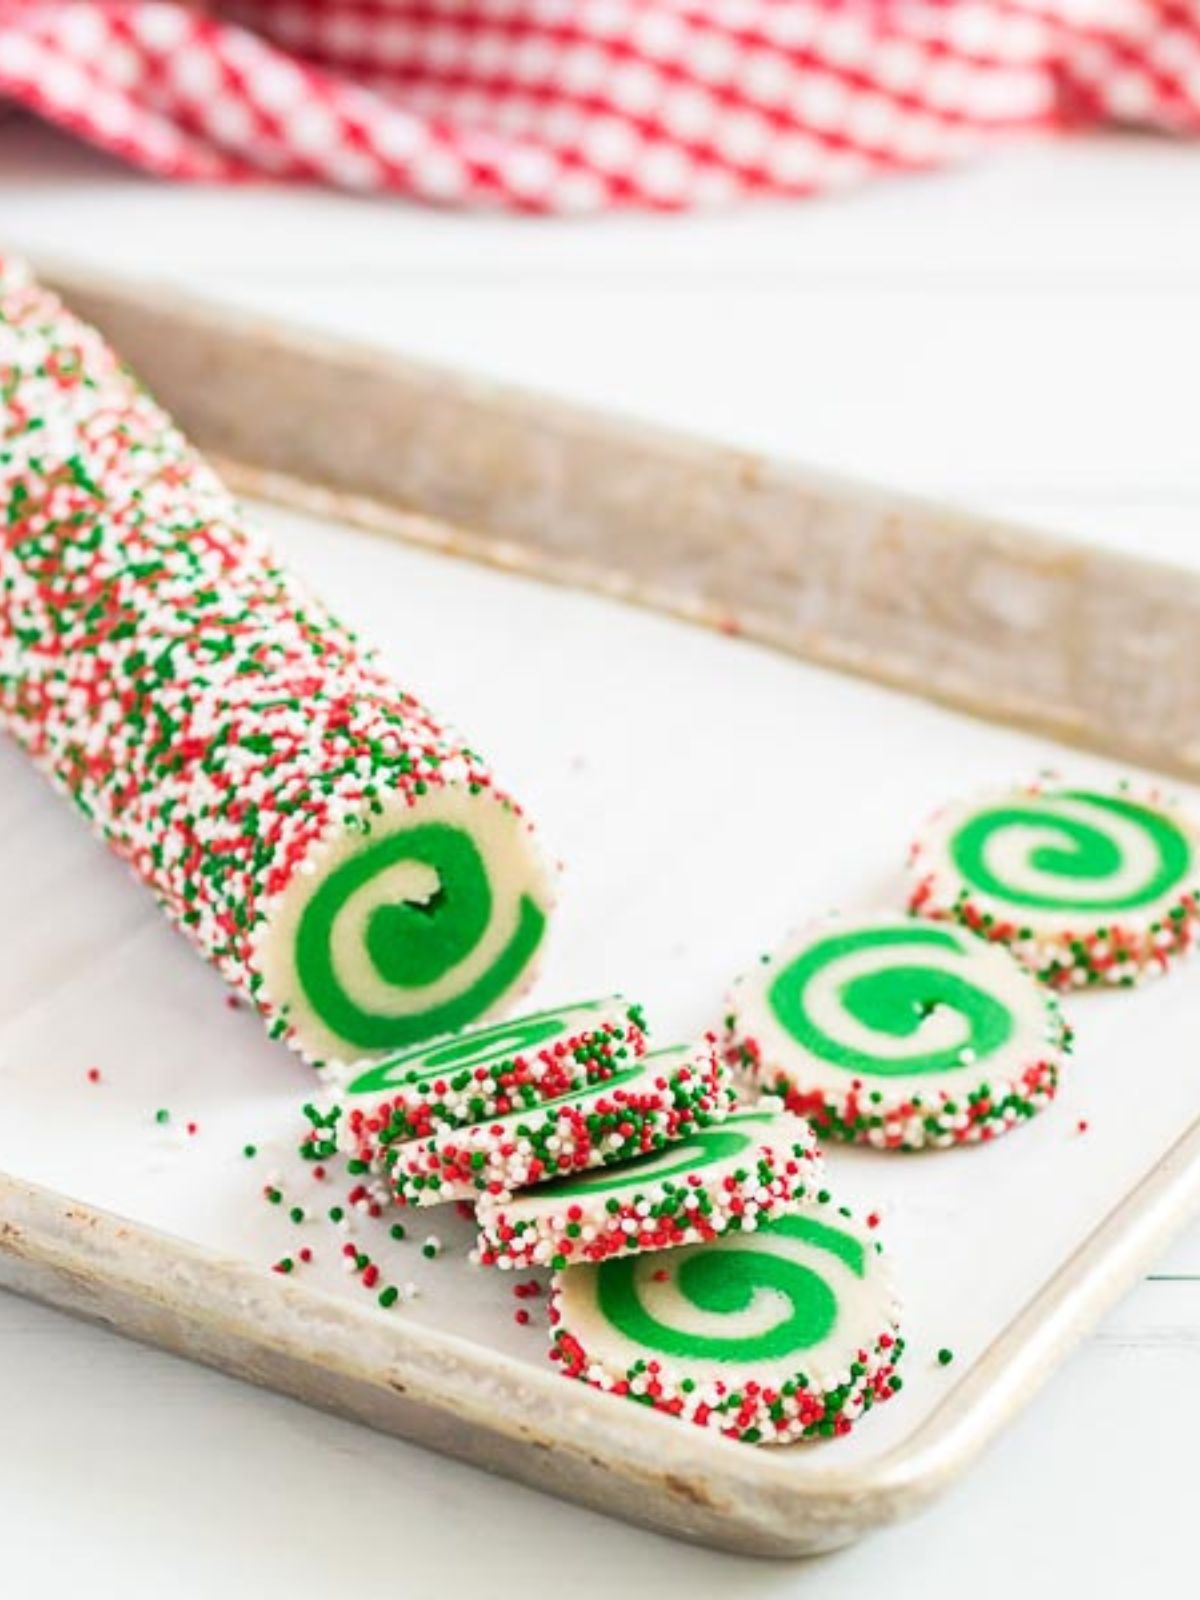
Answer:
767;923;1014;1079
945;790;1193;913
725;912;1065;1148
608;1213;860;1363
285;804;548;1057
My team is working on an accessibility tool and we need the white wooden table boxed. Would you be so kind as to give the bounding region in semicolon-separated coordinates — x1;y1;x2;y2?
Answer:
2;115;1198;1595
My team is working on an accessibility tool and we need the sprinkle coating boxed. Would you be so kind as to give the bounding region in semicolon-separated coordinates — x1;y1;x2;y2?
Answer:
475;1108;822;1270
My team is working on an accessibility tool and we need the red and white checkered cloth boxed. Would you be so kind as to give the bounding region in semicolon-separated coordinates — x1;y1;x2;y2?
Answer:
1;1;1198;210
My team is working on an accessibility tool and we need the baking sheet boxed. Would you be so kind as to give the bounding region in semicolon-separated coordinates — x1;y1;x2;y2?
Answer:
3;496;1198;1488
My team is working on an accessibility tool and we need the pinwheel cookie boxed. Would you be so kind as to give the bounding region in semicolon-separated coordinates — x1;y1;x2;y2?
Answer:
550;1196;903;1444
725;912;1068;1149
322;996;649;1158
908;781;1200;989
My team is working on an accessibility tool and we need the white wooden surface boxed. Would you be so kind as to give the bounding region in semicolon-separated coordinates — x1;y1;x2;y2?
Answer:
2;115;1199;1594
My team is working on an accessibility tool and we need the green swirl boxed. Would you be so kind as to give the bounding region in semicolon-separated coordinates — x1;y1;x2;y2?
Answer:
530;1114;773;1201
346;1001;592;1096
596;1213;864;1362
295;821;545;1052
949;790;1191;912
767;925;1013;1078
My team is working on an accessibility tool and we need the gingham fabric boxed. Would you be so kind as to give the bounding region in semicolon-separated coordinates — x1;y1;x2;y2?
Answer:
1;1;1198;210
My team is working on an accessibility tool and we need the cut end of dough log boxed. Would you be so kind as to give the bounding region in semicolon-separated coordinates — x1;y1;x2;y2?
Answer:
256;783;553;1064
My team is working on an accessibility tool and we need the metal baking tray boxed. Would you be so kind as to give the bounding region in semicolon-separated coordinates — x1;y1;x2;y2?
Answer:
1;265;1199;1558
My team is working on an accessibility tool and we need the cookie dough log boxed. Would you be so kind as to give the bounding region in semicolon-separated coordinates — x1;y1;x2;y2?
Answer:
0;256;553;1063
550;1196;903;1444
474;1108;822;1270
908;781;1200;989
725;913;1069;1149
